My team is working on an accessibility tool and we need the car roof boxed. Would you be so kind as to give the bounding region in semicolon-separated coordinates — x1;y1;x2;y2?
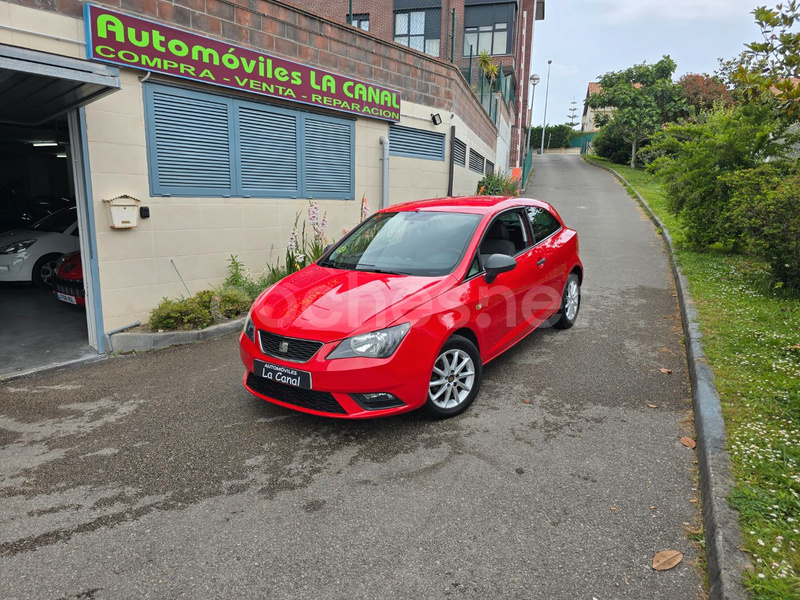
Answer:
382;196;552;215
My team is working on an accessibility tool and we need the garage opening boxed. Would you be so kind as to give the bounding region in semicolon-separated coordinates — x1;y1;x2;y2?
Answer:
0;43;119;378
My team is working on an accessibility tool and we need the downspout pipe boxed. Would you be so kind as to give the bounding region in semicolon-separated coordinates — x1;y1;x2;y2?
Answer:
379;136;390;209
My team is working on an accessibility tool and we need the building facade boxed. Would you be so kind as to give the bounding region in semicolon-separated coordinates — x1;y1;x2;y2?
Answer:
297;0;545;170
0;0;512;351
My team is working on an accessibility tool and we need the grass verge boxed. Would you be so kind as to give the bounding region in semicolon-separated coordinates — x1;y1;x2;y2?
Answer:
589;156;800;599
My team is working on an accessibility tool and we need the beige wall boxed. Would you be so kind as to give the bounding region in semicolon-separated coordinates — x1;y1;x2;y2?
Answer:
451;114;496;198
87;70;393;329
0;2;84;57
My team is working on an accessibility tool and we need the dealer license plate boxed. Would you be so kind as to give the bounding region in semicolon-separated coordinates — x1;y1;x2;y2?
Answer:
254;359;312;390
56;292;77;305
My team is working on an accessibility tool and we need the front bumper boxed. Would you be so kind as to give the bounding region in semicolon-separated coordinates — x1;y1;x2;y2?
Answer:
0;255;28;281
239;327;436;419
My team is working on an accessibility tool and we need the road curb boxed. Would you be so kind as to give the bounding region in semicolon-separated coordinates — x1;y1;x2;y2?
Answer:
108;317;245;353
584;158;749;600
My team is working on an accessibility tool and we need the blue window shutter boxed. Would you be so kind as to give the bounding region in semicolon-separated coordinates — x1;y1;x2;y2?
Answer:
146;85;234;195
389;124;445;160
236;103;299;196
303;116;354;199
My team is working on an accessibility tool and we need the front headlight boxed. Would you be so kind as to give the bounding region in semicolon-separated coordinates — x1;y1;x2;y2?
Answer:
242;309;256;343
0;239;36;254
327;323;411;359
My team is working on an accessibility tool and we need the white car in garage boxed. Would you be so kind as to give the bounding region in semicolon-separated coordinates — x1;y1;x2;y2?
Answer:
0;206;79;288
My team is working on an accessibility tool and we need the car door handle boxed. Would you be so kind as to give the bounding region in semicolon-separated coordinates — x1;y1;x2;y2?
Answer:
537;257;546;266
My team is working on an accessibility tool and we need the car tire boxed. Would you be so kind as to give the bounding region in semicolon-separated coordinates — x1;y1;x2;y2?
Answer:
424;334;483;418
552;272;581;330
32;253;62;289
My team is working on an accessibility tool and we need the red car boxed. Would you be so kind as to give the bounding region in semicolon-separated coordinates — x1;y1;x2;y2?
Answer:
53;251;85;306
240;196;583;419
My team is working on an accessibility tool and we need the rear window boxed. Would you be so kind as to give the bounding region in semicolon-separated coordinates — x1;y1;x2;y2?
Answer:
32;207;76;233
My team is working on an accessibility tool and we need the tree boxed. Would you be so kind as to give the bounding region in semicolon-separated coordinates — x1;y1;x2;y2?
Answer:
526;124;574;149
678;73;732;113
736;1;800;117
585;56;687;167
477;50;499;87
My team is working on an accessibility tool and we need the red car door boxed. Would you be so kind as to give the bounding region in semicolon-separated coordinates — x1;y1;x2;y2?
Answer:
466;209;543;360
526;206;568;323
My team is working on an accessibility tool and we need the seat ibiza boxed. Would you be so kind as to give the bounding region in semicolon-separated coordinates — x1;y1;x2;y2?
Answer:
240;196;583;419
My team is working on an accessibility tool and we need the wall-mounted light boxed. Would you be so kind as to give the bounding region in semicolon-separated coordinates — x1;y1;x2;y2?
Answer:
431;113;442;125
56;153;67;158
32;142;58;147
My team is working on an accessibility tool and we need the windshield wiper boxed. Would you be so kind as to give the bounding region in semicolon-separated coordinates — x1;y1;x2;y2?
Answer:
355;265;411;275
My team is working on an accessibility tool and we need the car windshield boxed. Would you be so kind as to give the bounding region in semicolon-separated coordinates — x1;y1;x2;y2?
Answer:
31;207;76;233
320;210;482;277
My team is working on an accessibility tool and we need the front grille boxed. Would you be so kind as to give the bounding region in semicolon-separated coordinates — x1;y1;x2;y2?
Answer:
258;330;324;363
246;372;346;415
53;277;84;297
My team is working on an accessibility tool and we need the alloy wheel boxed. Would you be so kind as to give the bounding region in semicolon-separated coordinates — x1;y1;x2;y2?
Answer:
428;348;476;410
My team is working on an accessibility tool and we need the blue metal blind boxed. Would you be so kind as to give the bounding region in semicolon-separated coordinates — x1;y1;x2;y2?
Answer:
237;104;299;196
453;138;466;167
148;86;233;195
145;83;354;199
469;148;485;173
389;124;445;160
304;117;354;199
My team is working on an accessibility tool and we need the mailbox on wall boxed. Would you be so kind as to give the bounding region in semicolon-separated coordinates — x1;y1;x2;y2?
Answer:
103;195;141;229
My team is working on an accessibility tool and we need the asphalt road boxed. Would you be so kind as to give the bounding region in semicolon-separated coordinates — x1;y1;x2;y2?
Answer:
0;155;703;600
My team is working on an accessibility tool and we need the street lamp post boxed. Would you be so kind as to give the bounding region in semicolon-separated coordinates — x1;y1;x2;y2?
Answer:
538;60;552;155
525;73;540;157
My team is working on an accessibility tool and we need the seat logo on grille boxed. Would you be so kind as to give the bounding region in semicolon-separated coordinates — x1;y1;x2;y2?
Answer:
279;341;289;353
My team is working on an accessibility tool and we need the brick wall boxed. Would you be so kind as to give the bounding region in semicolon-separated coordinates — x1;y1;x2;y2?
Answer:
20;0;497;147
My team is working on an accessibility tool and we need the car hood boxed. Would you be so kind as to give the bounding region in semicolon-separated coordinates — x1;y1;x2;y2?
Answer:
0;229;36;243
251;264;456;342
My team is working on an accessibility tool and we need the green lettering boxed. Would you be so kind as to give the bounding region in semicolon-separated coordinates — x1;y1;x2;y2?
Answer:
191;45;220;65
127;27;149;48
96;14;125;42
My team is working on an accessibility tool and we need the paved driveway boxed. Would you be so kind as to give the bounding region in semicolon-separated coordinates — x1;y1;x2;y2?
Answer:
0;155;703;599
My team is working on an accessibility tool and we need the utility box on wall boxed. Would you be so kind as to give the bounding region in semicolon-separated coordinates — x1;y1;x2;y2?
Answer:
103;195;141;229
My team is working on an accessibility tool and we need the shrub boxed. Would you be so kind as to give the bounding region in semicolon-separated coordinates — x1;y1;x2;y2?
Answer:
727;163;800;287
477;171;520;195
211;287;253;321
592;121;637;165
149;293;214;331
645;103;788;246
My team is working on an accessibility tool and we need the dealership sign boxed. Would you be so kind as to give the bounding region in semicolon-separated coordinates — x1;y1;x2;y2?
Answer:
84;5;401;121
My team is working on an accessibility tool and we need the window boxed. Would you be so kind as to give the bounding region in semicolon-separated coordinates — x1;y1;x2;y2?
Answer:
453;138;466;167
351;13;370;31
394;8;441;57
497;210;530;252
485;160;494;175
469;148;484;173
526;206;562;243
463;3;514;56
144;84;354;199
389;124;446;160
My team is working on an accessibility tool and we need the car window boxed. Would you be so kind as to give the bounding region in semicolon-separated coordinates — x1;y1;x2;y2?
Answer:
31;207;76;233
526;206;561;244
497;210;531;252
320;210;482;277
466;255;481;278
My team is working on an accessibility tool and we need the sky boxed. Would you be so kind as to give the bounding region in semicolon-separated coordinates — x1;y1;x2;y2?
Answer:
528;0;766;129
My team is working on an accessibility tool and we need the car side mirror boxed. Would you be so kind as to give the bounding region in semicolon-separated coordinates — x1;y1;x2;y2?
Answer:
483;254;517;284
